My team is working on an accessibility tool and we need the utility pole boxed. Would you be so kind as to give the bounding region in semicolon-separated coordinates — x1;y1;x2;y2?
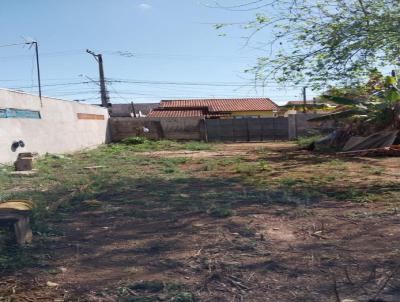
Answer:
302;86;307;113
26;41;42;100
86;49;109;107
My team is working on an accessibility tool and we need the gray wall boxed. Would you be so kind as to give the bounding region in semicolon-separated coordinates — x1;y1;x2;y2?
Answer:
0;89;109;164
110;114;327;143
288;113;324;139
110;117;203;141
206;117;289;142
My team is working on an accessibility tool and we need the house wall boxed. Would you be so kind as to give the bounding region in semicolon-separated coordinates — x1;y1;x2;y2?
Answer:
230;110;275;117
0;89;109;164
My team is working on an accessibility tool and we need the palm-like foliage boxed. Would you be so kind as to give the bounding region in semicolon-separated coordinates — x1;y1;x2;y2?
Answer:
309;75;400;131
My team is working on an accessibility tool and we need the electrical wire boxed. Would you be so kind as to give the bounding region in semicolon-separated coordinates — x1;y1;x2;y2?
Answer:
9;79;309;90
0;42;28;48
10;81;92;90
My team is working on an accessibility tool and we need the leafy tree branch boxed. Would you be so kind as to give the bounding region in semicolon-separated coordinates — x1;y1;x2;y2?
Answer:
214;0;400;88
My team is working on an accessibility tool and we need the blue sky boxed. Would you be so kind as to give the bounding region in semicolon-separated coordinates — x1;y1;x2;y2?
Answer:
0;0;316;105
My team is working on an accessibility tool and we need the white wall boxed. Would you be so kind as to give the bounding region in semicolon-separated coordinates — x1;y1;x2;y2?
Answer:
0;89;109;164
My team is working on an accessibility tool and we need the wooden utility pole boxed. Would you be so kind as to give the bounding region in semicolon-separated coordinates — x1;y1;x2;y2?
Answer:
86;49;109;107
302;86;307;113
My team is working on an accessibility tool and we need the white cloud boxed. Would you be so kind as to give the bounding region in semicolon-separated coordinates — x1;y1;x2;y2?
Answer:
138;3;152;10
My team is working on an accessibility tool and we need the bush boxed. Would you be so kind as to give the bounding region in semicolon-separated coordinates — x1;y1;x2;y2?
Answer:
296;135;323;148
121;137;147;145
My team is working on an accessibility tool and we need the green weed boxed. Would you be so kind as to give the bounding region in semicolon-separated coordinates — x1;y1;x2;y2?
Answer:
368;167;386;175
113;138;213;153
296;135;323;148
121;136;147;145
326;159;346;168
279;177;300;187
208;206;234;218
201;156;244;171
234;162;259;174
258;160;271;171
0;241;37;272
184;141;214;151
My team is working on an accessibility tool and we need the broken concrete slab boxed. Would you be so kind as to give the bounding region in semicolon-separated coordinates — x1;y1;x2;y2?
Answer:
338;145;400;157
343;130;399;152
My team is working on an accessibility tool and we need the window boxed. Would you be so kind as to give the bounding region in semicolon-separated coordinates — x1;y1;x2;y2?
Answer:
0;108;41;119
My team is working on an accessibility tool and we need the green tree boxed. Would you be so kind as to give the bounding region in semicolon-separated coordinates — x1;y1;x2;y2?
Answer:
310;73;400;132
215;0;400;88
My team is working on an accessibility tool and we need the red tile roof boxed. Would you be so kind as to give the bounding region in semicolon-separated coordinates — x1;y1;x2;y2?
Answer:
160;98;278;112
147;109;204;118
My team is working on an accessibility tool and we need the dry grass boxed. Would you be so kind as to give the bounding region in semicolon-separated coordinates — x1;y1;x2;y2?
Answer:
0;141;399;301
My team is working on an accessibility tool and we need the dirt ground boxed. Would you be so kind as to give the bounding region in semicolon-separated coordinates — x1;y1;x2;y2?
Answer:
1;142;400;302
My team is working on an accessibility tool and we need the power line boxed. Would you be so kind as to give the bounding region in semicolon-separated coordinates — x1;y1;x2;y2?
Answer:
0;49;254;61
0;49;86;61
0;77;83;82
0;40;43;99
0;42;27;48
107;78;308;88
8;79;311;90
10;81;91;90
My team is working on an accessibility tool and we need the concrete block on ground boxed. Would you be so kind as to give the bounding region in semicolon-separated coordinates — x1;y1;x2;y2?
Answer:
14;152;34;171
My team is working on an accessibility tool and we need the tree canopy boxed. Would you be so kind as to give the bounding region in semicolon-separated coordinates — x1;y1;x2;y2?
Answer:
215;0;400;88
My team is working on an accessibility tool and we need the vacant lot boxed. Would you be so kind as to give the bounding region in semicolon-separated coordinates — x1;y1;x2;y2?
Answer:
1;140;400;302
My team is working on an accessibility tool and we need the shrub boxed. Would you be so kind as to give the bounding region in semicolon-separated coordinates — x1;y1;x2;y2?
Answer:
121;137;147;145
296;135;323;148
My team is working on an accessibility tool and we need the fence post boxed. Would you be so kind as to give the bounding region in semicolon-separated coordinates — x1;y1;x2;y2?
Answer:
202;119;209;142
288;114;297;140
246;119;250;142
261;119;264;141
273;117;276;140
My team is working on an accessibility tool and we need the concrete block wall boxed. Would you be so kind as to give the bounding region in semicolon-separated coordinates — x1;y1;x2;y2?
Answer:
109;117;204;141
288;113;322;139
160;118;204;140
110;115;329;143
0;89;109;164
109;118;163;141
205;117;289;142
